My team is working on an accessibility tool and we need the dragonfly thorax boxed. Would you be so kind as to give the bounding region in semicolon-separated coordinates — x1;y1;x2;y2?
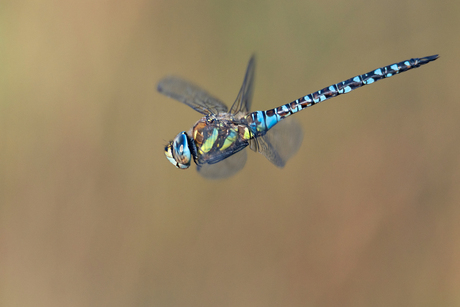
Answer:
190;115;253;165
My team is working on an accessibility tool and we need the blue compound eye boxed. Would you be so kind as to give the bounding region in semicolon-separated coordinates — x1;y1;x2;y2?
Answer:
164;132;192;169
169;132;192;169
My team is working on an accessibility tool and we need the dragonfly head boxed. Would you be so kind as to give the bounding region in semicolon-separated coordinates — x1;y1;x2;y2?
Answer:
164;131;193;169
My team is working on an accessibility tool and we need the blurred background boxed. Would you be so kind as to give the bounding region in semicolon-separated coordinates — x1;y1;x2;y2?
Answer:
1;1;459;306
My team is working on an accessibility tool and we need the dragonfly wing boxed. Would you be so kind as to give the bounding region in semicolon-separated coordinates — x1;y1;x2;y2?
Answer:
254;118;303;167
229;55;256;115
157;76;228;115
197;149;247;179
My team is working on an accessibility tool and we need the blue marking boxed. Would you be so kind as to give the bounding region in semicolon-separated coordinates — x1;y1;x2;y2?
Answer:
375;68;383;75
319;94;326;102
344;86;352;93
353;76;361;83
390;64;399;71
255;111;266;131
364;78;375;84
303;95;313;106
404;61;410;67
265;113;279;130
386;73;393;77
329;85;336;92
249;122;257;134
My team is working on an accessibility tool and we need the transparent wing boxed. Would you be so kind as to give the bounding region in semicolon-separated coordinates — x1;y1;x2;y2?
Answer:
229;55;256;115
251;118;303;167
157;76;228;115
197;149;247;179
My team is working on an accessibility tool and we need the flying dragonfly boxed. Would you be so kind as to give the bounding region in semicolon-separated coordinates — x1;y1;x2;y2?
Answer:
158;54;438;179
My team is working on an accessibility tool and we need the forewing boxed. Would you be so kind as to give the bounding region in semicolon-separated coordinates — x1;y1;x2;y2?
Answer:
253;118;303;167
197;149;247;179
229;56;256;115
157;76;228;115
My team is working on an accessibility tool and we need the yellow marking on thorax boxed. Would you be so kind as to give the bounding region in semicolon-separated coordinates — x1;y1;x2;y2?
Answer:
200;128;218;153
220;129;237;151
243;127;252;140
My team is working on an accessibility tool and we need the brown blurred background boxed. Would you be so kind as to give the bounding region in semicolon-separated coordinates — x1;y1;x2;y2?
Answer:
1;1;459;306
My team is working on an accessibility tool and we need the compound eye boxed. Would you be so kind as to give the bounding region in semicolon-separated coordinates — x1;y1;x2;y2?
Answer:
164;142;177;167
172;132;192;169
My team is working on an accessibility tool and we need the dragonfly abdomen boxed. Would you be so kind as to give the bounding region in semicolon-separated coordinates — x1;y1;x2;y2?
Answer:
246;55;438;136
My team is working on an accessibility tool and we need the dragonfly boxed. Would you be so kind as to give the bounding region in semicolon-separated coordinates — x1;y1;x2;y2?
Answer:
158;54;438;179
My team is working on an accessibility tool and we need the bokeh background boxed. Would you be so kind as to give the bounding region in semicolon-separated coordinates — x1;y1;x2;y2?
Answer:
1;1;459;306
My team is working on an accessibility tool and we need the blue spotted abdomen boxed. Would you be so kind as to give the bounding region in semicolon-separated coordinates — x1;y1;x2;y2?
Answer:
246;55;438;136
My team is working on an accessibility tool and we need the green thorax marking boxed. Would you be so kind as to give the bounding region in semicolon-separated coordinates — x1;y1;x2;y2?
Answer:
200;128;218;153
